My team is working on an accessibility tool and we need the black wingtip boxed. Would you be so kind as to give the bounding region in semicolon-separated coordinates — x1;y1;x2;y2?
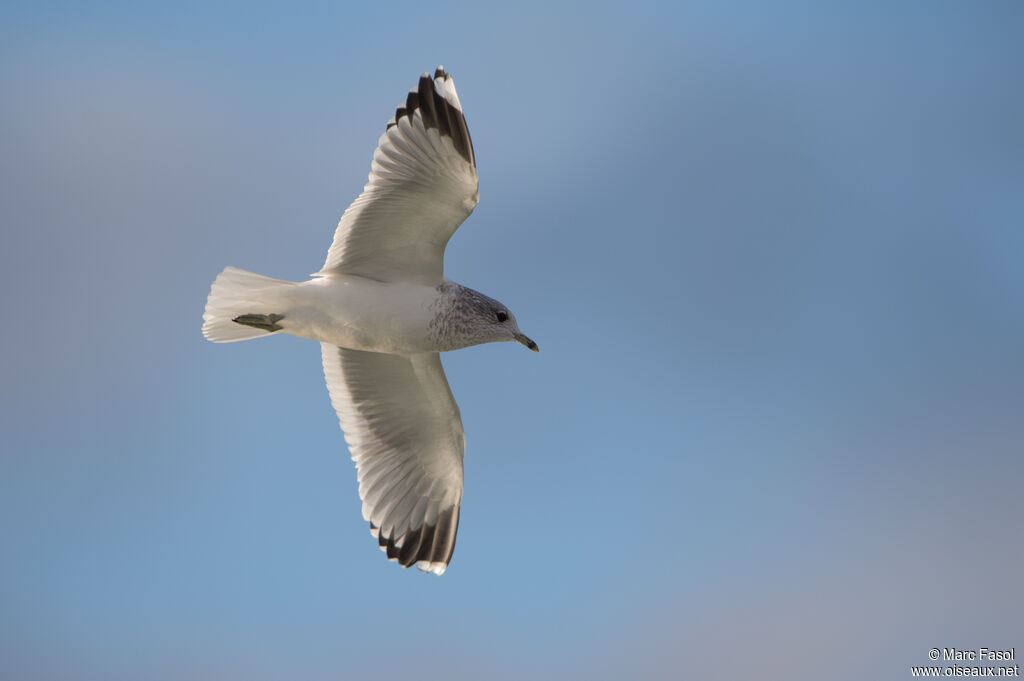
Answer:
369;505;460;573
385;67;474;166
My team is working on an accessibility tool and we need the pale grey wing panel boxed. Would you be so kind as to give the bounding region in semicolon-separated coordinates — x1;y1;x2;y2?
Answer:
319;68;479;285
321;343;465;574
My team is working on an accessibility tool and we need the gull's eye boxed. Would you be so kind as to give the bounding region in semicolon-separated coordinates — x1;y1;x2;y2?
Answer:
495;310;508;323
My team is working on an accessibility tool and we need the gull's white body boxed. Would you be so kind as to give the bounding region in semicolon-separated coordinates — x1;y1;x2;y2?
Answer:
202;67;535;575
207;271;443;353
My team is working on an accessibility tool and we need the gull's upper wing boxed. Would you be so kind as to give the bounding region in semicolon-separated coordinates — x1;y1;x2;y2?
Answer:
317;67;479;285
321;344;465;574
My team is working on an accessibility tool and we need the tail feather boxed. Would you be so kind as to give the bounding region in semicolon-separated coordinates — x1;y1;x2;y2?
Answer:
202;266;295;342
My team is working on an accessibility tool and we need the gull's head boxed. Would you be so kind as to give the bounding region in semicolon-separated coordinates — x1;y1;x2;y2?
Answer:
480;301;538;352
438;285;538;352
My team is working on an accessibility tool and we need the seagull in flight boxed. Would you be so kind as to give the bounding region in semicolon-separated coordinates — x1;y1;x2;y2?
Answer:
202;66;537;575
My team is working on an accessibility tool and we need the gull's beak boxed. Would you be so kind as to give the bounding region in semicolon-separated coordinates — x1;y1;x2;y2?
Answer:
514;332;539;353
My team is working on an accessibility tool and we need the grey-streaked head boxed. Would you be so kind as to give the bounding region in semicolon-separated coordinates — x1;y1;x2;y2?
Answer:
431;283;538;352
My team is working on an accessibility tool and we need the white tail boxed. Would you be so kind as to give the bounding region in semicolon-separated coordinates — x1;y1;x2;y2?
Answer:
202;266;296;342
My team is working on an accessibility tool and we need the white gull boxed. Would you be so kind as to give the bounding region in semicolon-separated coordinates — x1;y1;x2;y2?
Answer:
202;66;537;575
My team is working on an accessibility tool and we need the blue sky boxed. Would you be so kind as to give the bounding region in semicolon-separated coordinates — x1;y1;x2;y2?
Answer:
2;2;1022;679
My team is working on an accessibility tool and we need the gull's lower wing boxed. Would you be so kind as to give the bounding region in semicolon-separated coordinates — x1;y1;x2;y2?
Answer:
318;67;479;285
321;344;465;574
